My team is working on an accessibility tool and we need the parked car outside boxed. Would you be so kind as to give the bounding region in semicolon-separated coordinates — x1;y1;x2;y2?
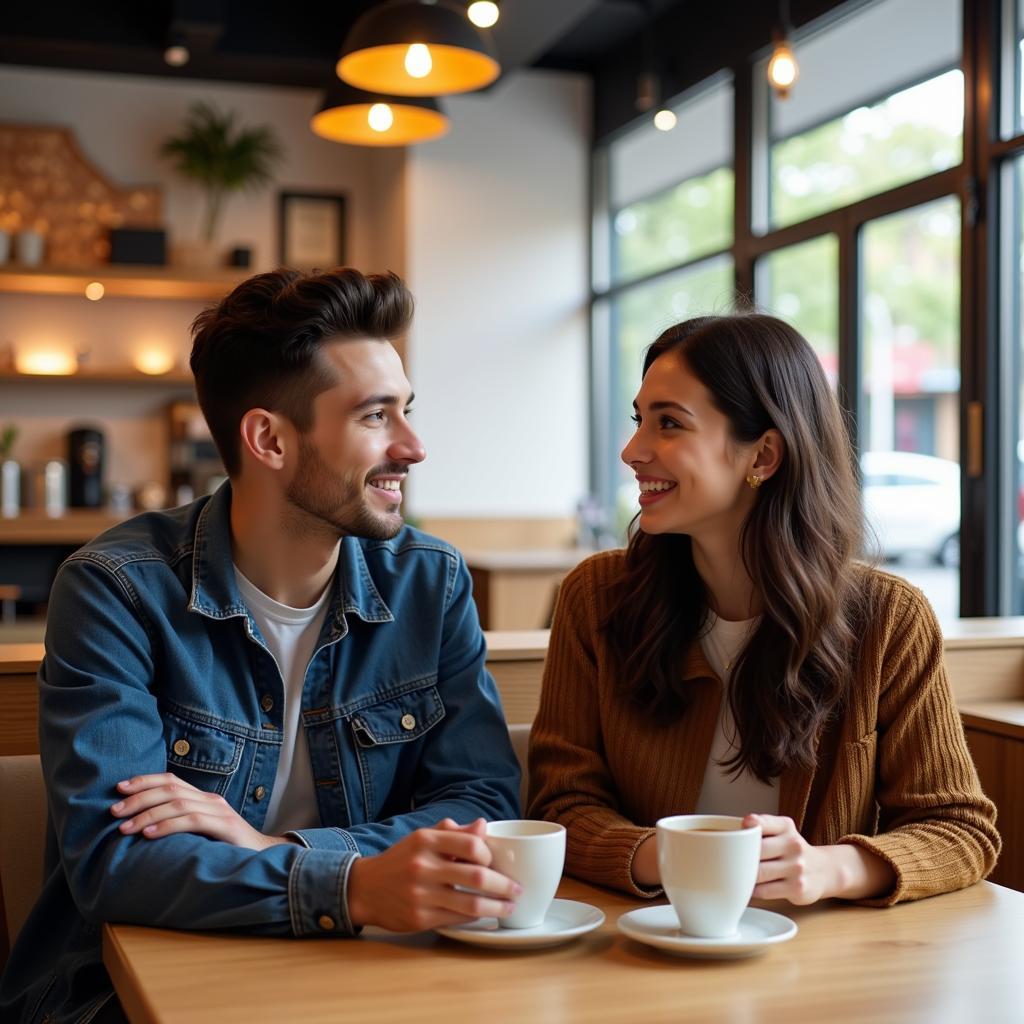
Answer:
861;450;960;567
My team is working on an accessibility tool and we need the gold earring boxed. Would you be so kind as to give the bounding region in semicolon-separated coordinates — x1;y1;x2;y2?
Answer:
746;474;762;490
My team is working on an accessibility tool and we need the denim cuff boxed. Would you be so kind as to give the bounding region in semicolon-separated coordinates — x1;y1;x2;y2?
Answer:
287;847;361;936
289;826;360;853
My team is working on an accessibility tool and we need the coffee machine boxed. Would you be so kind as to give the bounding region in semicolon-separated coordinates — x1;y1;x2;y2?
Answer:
67;426;105;508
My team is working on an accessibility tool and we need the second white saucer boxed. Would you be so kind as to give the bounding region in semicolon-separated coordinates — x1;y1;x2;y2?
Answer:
435;898;605;949
617;904;797;959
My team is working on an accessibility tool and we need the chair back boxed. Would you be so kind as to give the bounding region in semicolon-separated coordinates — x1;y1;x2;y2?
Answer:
507;722;530;813
0;754;47;967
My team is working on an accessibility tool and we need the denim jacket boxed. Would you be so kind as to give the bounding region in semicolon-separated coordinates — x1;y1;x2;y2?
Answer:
0;484;520;1023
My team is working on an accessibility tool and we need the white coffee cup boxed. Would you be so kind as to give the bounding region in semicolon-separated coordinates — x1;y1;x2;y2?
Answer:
656;814;762;938
485;820;565;929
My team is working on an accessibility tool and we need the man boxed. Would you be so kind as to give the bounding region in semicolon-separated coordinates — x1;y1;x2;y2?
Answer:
0;268;521;1023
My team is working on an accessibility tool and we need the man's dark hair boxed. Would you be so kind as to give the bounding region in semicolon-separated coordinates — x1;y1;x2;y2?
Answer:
190;267;414;476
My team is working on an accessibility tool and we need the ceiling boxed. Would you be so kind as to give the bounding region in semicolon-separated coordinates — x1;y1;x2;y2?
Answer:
0;0;686;91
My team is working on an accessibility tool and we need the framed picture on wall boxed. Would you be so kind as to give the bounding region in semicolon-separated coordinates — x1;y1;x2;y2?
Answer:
278;191;346;269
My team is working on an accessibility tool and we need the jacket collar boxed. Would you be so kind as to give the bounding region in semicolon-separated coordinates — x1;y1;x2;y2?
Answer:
186;482;394;628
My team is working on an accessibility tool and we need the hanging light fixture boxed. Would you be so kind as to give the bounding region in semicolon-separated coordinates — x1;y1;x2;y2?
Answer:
337;0;500;97
635;71;675;132
767;0;799;100
311;81;449;146
467;1;499;28
634;11;675;132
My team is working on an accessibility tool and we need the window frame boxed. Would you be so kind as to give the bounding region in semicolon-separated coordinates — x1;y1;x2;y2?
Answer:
590;0;1020;617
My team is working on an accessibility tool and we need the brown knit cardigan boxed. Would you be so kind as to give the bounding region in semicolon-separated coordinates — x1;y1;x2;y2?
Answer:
526;551;1001;904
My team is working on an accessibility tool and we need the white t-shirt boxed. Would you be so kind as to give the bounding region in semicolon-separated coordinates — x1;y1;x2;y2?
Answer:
234;567;331;835
695;612;780;816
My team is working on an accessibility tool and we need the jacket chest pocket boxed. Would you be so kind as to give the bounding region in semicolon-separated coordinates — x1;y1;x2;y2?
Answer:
162;712;244;796
347;682;445;819
350;684;445;747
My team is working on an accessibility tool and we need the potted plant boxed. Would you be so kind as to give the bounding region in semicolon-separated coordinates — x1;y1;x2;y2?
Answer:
160;102;283;267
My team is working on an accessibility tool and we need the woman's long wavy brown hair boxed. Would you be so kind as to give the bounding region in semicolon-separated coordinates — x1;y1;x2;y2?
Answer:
603;313;869;783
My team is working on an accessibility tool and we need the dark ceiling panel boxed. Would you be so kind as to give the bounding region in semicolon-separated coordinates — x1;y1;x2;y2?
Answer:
0;0;681;89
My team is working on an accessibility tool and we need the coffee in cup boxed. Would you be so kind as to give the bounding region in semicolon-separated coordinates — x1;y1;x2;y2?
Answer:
485;820;566;929
656;814;761;938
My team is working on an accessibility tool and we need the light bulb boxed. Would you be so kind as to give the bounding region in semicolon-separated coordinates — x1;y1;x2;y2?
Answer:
653;109;677;132
767;41;799;98
405;43;433;79
133;349;176;375
164;44;189;67
15;349;77;375
368;103;395;133
84;281;105;301
467;1;499;28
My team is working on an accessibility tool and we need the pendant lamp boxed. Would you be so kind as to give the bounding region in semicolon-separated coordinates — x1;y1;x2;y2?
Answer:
311;81;449;146
337;0;500;97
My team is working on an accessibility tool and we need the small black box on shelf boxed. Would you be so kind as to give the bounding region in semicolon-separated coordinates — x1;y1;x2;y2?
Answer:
109;228;167;266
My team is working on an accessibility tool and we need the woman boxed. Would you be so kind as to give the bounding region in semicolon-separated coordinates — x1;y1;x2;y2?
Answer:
527;313;999;905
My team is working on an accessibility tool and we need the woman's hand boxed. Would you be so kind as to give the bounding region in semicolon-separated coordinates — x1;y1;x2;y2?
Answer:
745;813;896;903
110;773;290;851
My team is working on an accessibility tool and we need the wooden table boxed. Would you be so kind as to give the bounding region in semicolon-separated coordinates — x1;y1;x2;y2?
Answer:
105;876;1024;1024
103;877;1023;1024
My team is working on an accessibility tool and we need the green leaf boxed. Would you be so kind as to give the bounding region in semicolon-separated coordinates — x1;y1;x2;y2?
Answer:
159;102;284;240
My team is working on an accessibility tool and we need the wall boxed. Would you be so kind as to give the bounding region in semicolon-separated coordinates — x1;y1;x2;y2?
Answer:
406;69;590;519
0;64;592;524
0;63;405;489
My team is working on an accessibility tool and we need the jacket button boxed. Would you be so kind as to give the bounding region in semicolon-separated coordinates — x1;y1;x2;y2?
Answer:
253;785;266;801
260;694;274;712
173;739;190;757
318;914;335;931
400;713;416;731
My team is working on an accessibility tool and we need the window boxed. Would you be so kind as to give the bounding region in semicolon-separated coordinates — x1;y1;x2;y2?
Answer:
588;0;1024;617
613;168;733;285
755;234;839;386
609;80;733;285
860;197;961;617
762;0;962;229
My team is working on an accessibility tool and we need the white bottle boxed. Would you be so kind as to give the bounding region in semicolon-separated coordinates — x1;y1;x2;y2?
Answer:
0;460;19;518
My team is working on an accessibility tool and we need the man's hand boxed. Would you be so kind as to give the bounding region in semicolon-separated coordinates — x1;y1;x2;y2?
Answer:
110;773;289;852
347;818;521;932
745;813;895;904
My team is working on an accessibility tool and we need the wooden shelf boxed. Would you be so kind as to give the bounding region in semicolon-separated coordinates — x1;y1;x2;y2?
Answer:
0;369;193;387
0;509;131;545
0;263;247;301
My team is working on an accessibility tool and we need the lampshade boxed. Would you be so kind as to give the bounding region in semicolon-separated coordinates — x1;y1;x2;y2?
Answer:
337;0;500;97
311;82;449;146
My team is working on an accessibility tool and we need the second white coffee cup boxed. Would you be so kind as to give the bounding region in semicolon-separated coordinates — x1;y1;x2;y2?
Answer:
485;820;566;929
656;814;762;938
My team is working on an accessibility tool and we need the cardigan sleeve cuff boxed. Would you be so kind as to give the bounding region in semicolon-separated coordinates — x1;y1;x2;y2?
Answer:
569;824;661;898
835;833;907;907
624;827;663;899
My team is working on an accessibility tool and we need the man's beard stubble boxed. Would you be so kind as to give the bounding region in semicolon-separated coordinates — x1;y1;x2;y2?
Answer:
285;435;404;542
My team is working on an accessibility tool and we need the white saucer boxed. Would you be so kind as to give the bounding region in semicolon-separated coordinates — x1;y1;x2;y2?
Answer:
617;904;797;959
435;898;605;949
